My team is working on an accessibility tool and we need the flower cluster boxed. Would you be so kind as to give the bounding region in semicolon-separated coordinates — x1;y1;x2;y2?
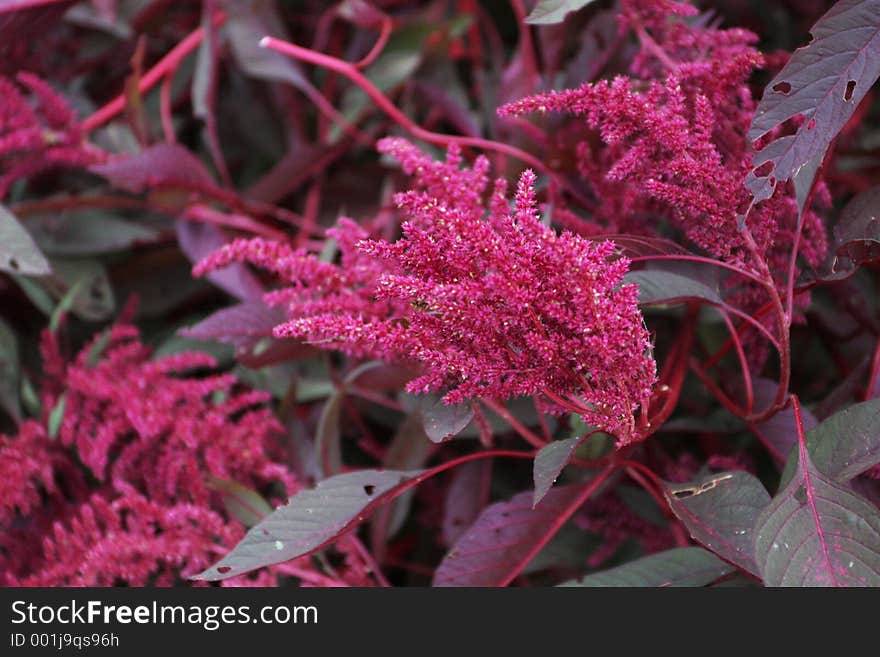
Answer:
0;322;297;586
197;139;657;443
0;73;102;198
498;0;828;274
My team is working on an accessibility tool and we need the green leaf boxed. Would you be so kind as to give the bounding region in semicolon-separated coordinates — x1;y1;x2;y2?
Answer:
48;394;66;439
0;317;21;421
45;259;115;322
525;0;597;25
206;476;274;528
0;203;51;276
558;547;736;587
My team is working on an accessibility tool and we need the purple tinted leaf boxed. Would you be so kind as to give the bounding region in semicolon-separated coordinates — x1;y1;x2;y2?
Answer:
625;270;722;306
225;0;310;91
176;221;263;301
27;211;159;256
371;414;434;552
525;0;597;25
597;234;689;258
179;301;285;350
90;144;216;193
559;547;735;587
421;396;474;443
533;436;587;506
826;185;880;280
337;0;387;27
754;440;880;586
665;471;770;576
442;460;491;547
193;469;426;581
781;398;880;485
315;390;343;477
751;377;818;461
433;483;592;586
746;0;880;206
0;204;51;276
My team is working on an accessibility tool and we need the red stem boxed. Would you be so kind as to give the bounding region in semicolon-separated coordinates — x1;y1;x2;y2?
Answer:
354;17;393;70
864;335;880;402
481;399;548;449
259;36;559;177
83;12;227;132
719;309;754;414
501;464;616;586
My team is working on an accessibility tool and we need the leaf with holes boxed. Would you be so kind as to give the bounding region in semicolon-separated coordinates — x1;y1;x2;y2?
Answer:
746;0;880;208
525;0;597;24
664;471;770;576
192;469;426;581
433;482;595;586
0;204;51;276
780;398;880;487
559;547;736;587
754;440;880;586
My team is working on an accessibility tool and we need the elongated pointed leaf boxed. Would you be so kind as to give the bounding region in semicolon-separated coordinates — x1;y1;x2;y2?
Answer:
27;211;159;255
780;398;880;486
179;301;285;349
433;483;592;587
0;204;51;276
371;414;434;552
754;443;880;586
746;0;880;206
0;318;21;421
206;476;273;529
665;471;770;576
559;547;735;587
751;378;818;461
625;270;722;306
193;469;425;581
525;0;597;24
421;396;474;443
90;144;216;193
532;436;586;506
442;460;491;547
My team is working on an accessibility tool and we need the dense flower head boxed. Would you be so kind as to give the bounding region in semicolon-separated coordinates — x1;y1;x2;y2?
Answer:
196;139;657;442
0;73;102;198
497;0;828;277
0;321;298;586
